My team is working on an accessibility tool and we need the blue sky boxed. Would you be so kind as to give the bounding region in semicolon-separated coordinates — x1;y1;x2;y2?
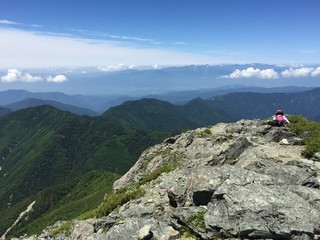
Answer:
0;0;319;69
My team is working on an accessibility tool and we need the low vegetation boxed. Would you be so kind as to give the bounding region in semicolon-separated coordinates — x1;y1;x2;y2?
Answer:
186;211;206;229
288;115;320;158
197;127;212;137
52;162;174;235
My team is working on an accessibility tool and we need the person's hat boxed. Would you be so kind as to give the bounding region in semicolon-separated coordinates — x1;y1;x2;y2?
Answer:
276;109;283;114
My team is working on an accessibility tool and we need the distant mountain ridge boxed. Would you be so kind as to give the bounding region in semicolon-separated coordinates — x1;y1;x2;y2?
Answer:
0;86;314;116
147;86;314;104
208;87;320;120
101;87;320;131
0;89;118;113
5;98;98;116
100;98;231;131
3;85;314;131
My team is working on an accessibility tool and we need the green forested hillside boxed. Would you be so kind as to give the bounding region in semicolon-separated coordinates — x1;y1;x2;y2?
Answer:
100;98;232;131
100;88;320;132
208;88;320;120
0;105;169;237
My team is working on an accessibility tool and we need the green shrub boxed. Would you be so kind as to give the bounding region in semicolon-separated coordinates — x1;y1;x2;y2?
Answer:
140;163;173;185
181;226;196;238
94;187;145;218
288;115;320;158
52;221;72;236
198;128;212;137
186;211;206;229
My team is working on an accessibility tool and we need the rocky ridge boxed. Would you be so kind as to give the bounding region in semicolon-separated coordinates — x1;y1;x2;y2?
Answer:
15;119;320;239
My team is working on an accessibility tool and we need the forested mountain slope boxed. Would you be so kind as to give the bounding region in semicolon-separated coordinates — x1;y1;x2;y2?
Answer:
101;88;320;132
0;105;169;238
100;98;232;131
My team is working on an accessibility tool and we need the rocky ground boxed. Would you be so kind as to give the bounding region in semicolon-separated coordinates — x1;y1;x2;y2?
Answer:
14;119;320;240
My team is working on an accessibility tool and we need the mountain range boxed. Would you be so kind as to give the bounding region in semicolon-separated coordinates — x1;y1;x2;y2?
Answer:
1;87;320;132
0;85;314;117
1;85;320;238
100;87;320;131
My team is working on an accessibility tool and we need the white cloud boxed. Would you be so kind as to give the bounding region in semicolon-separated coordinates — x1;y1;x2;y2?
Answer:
97;63;132;72
227;67;279;79
47;75;68;83
21;73;43;82
153;64;160;69
0;28;227;69
222;66;320;79
1;69;68;83
0;20;20;25
0;69;21;82
259;69;279;79
0;19;42;28
1;69;42;82
311;67;320;77
281;67;314;78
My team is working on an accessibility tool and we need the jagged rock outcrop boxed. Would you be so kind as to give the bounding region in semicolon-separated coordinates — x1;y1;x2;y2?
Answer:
16;120;320;240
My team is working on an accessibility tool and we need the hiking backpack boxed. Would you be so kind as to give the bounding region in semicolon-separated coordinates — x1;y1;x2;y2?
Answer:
275;115;285;125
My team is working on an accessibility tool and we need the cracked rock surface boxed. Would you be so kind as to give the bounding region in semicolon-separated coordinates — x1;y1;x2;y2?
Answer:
19;120;320;240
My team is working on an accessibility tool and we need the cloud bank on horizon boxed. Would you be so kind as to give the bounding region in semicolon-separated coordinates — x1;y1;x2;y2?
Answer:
1;65;320;85
0;69;68;83
222;67;320;79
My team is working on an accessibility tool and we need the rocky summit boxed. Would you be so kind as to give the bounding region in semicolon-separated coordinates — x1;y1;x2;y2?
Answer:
15;119;320;240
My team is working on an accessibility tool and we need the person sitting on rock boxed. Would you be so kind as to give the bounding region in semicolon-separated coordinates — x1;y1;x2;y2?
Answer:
272;109;290;126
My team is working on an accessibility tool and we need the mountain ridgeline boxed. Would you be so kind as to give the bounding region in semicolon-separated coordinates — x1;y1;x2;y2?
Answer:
5;98;98;116
100;98;230;131
100;88;320;131
0;86;315;117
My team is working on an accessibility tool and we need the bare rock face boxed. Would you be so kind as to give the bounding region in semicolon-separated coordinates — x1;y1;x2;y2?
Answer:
27;120;320;240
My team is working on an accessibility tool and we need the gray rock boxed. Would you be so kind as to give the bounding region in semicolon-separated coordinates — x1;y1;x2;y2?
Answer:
222;137;252;164
280;138;290;145
289;137;305;145
23;119;320;240
70;220;95;240
265;127;297;142
206;182;320;239
138;225;153;240
313;152;320;161
159;226;180;240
